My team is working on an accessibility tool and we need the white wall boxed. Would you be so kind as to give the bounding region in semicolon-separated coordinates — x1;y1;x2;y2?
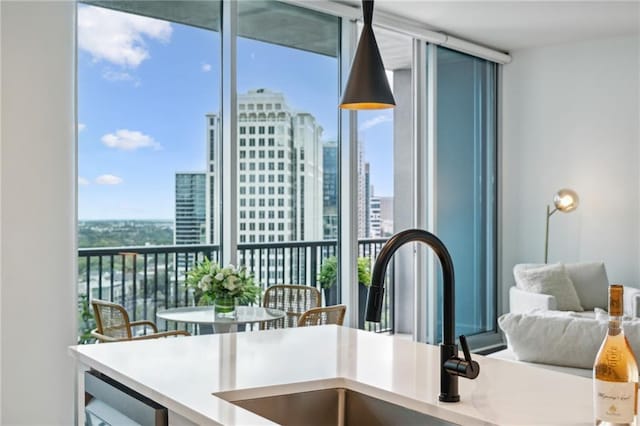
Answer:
1;1;76;424
501;35;640;312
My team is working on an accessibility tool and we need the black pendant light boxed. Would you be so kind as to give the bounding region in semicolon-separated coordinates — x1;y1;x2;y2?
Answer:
339;0;395;110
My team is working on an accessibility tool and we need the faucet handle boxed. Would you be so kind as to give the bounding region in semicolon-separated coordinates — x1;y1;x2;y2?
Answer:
443;335;480;380
459;335;473;364
458;335;480;379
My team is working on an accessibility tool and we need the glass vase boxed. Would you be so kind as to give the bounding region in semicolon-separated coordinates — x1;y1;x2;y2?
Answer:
214;294;236;318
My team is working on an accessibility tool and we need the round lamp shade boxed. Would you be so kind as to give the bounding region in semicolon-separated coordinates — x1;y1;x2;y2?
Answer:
553;188;579;213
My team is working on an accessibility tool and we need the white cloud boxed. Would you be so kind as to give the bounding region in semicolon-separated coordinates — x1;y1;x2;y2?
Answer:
101;129;161;151
78;177;90;186
359;114;393;132
78;5;172;69
202;63;212;72
78;123;86;132
102;69;131;81
101;69;141;86
96;174;123;185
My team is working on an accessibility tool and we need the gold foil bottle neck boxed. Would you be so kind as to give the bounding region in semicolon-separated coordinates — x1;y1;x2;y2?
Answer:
609;284;623;316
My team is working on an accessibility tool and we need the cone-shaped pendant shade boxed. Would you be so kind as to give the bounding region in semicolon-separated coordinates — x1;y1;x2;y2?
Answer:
340;0;395;110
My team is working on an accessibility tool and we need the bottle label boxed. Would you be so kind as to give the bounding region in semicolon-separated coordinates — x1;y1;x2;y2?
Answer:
594;379;637;423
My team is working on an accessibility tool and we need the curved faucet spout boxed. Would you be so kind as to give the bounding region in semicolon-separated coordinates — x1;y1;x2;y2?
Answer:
365;228;455;345
365;228;479;403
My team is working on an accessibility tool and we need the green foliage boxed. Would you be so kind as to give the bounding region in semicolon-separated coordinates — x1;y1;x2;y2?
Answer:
357;257;372;287
318;256;372;288
186;258;261;305
78;220;173;248
77;294;96;344
318;256;338;289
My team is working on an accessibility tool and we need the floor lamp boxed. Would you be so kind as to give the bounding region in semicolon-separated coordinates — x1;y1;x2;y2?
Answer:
545;188;579;264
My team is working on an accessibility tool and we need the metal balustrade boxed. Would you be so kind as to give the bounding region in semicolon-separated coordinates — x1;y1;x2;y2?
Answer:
77;239;393;340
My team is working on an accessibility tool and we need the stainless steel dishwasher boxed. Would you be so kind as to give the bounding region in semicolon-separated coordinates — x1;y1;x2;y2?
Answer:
84;370;168;426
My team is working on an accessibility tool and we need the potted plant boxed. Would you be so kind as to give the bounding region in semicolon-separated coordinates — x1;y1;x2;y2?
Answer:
318;256;338;306
317;256;372;328
77;294;96;344
357;257;372;329
186;258;260;318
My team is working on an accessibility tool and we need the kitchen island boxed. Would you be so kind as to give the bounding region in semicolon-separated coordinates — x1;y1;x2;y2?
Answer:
69;325;593;425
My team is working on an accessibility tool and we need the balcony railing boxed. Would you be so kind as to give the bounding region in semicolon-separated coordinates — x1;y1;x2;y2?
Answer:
78;239;393;339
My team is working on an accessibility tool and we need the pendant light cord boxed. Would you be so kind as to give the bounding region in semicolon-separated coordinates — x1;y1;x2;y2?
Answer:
362;0;373;27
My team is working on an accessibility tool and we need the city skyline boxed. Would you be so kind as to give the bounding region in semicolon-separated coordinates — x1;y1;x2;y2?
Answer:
77;3;394;221
174;89;393;247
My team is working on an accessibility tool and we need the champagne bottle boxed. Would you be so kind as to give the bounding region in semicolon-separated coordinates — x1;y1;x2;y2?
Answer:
594;285;639;425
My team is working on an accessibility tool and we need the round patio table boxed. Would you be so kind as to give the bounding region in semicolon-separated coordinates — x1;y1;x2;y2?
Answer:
156;306;285;334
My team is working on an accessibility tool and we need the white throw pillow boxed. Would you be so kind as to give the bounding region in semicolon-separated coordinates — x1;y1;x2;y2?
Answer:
499;312;640;369
514;263;584;311
564;262;609;310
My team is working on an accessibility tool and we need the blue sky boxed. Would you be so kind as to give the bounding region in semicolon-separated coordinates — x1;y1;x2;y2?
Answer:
78;4;393;220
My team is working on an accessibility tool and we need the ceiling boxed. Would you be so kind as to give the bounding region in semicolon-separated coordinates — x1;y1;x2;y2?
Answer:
339;1;640;52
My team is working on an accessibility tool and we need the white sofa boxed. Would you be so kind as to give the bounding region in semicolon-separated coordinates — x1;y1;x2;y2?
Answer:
509;262;640;317
490;262;640;377
510;286;640;318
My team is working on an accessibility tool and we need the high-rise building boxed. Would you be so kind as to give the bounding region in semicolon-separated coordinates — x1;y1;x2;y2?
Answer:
323;141;338;239
369;195;381;238
378;196;394;236
205;89;324;246
370;193;394;238
205;113;220;245
293;112;324;242
364;163;371;238
357;142;371;238
174;172;207;245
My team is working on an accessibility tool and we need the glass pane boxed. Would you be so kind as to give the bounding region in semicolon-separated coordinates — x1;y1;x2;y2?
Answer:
357;26;410;332
435;47;497;340
235;1;341;306
77;1;221;339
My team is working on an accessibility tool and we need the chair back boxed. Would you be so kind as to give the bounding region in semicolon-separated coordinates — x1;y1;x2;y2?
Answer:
298;304;347;327
262;285;321;329
91;299;132;340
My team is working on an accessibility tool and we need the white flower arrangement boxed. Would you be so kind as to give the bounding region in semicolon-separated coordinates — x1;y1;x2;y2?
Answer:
186;259;260;306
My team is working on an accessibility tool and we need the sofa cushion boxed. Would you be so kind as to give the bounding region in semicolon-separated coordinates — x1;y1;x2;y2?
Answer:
514;263;583;311
564;262;609;310
513;262;609;310
499;312;640;369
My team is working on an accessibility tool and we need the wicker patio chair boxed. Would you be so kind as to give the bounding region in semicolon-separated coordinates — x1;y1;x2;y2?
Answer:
261;285;322;329
91;299;190;343
298;304;347;327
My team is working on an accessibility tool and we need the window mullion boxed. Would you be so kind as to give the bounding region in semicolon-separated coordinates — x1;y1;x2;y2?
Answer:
221;0;238;266
422;42;438;344
339;18;358;328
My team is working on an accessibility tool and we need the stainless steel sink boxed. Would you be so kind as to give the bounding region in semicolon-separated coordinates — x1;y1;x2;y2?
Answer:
226;388;460;426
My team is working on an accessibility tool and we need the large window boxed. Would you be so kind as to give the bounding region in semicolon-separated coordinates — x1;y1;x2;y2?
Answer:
434;47;497;340
77;1;221;329
235;1;341;300
76;1;499;340
356;26;411;332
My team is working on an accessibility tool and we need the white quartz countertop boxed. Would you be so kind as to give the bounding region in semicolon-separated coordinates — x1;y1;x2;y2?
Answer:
69;325;593;425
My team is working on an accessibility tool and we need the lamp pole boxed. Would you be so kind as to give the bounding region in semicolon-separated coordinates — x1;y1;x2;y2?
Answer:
544;205;558;264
